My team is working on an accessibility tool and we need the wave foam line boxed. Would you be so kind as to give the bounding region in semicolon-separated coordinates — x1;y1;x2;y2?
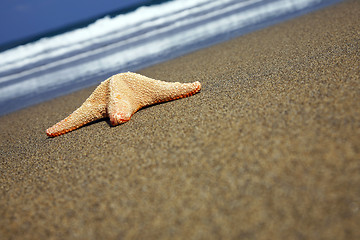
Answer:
0;0;232;72
0;0;259;84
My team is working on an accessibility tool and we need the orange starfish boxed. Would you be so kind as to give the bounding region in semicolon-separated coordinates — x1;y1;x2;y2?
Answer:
46;72;201;137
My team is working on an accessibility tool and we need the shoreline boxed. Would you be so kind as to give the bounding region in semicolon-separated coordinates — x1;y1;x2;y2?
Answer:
1;0;359;239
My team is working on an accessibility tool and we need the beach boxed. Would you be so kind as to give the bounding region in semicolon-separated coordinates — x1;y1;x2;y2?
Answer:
1;0;359;239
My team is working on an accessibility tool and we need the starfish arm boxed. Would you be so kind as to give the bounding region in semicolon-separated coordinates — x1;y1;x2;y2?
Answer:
46;80;109;137
107;74;136;126
125;72;201;104
142;80;202;105
124;72;201;105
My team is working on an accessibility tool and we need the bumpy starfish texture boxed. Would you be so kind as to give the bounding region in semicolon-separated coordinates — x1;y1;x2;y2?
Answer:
46;72;201;137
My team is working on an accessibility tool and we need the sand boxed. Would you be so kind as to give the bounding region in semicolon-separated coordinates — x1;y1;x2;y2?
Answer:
1;0;359;239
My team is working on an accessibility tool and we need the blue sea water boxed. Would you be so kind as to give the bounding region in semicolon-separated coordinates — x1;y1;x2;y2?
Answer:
0;0;341;116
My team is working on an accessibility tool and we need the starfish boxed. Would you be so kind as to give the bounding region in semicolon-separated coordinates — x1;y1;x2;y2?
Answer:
46;72;201;137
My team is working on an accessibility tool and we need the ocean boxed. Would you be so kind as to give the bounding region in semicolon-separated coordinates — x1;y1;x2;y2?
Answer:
0;0;341;116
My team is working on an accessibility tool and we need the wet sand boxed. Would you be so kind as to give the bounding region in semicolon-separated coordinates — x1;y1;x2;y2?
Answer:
1;0;359;239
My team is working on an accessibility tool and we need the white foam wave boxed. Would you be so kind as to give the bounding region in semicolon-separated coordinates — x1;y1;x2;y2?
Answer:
0;0;259;83
0;0;217;71
0;0;336;115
